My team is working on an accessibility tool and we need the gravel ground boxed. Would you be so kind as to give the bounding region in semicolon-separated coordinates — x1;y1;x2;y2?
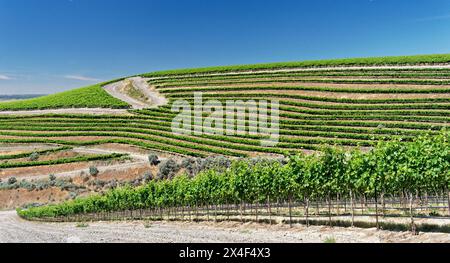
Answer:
1;211;450;243
103;77;167;109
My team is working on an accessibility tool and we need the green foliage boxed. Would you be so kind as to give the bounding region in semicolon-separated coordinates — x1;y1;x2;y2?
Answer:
160;84;450;94
324;237;336;243
157;78;450;88
0;84;129;110
149;69;450;84
1;55;450;159
17;131;450;220
0;176;83;192
0;153;125;169
142;171;153;182
141;54;450;77
29;152;39;161
157;159;180;180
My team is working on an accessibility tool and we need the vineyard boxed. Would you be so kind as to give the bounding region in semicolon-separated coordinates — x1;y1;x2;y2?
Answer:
17;132;450;232
1;57;450;156
0;83;128;111
1;54;450;231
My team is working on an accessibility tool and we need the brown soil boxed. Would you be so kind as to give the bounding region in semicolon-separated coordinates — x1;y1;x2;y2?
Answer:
0;159;128;179
0;163;157;210
0;187;69;210
84;143;178;159
72;164;154;185
4;150;82;163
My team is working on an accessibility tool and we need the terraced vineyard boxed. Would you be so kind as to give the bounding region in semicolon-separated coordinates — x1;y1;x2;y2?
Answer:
1;54;449;157
1;54;450;236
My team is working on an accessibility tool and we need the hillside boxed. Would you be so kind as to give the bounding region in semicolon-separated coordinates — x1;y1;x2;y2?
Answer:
0;54;449;157
0;84;129;111
2;53;450;234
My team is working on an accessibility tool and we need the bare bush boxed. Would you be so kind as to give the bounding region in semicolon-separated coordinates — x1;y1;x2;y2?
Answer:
148;154;160;166
157;159;180;180
89;166;99;176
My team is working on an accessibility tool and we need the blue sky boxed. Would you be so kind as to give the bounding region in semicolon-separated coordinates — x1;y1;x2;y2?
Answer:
1;0;450;95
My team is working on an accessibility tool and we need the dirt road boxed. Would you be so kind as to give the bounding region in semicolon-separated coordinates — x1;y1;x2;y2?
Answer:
1;210;449;243
103;77;167;109
129;77;168;107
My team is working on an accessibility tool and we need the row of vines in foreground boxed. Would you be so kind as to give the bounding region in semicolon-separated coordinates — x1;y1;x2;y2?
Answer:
18;131;449;228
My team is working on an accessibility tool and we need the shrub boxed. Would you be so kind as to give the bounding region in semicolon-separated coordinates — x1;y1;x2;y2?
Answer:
29;152;39;161
181;157;199;177
143;171;153;182
89;166;99;176
107;179;118;189
203;156;231;171
76;222;89;228
132;179;142;187
68;191;78;200
324;237;336;243
18;180;34;191
157;159;180;180
148;154;160;166
7;177;17;185
181;156;232;177
49;174;56;181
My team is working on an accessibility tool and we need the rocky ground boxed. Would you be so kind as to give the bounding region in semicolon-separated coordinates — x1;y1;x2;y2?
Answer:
1;211;449;243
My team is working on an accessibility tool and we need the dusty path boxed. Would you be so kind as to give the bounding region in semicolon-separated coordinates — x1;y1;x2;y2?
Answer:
1;210;449;243
129;77;168;107
104;77;167;109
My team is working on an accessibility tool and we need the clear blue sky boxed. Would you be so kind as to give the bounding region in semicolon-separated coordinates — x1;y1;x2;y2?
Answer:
1;0;450;94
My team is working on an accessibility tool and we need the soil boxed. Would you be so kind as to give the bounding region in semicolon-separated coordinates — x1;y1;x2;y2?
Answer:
0;158;130;179
5;150;82;163
104;77;167;109
1;210;449;243
0;144;59;155
0;188;69;210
